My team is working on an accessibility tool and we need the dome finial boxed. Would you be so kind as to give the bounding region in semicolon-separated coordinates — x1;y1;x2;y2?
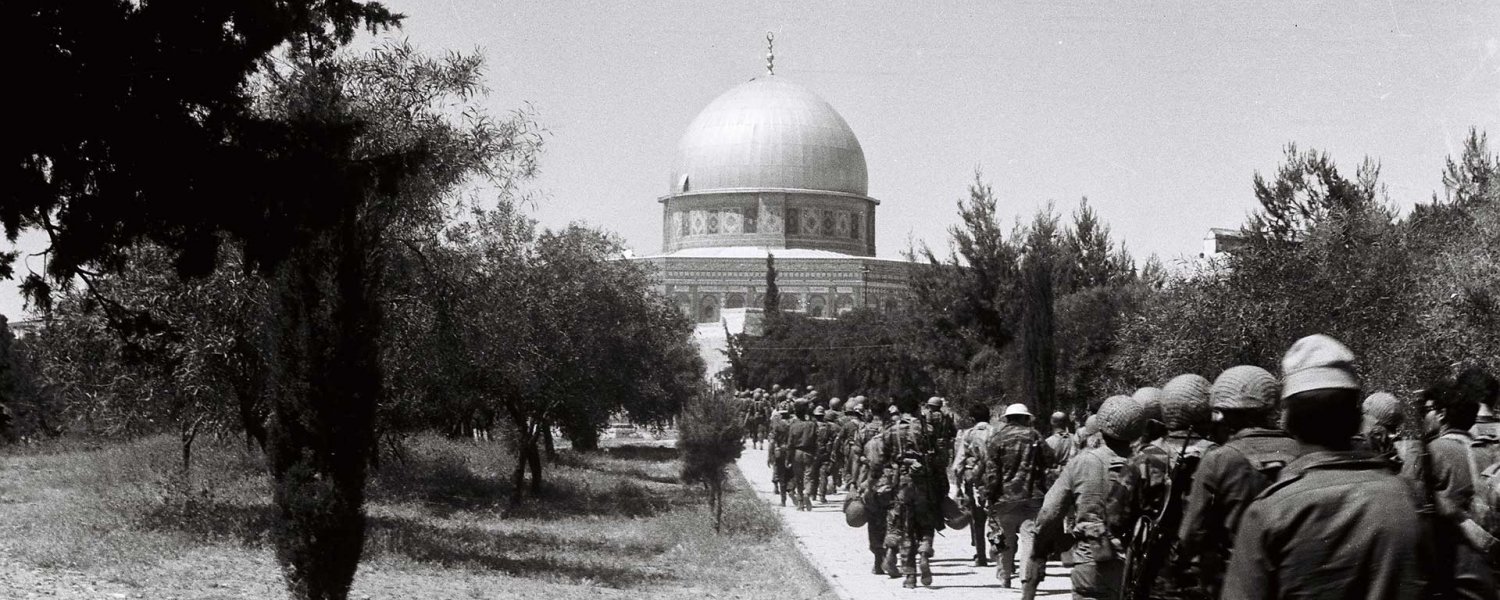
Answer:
765;32;775;76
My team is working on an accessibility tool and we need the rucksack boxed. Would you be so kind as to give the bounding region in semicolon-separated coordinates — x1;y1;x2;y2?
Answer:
1244;448;1297;484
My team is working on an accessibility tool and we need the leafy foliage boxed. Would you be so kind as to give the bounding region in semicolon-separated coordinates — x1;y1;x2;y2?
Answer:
678;389;743;532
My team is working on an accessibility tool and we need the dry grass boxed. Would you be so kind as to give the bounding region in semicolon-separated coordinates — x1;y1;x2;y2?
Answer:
0;434;832;599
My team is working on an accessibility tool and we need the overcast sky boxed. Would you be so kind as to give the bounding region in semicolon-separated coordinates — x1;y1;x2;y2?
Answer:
4;1;1497;320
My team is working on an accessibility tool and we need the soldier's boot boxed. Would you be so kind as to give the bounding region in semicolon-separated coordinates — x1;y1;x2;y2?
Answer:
883;549;899;579
779;488;786;507
972;521;989;567
918;554;933;587
871;551;884;575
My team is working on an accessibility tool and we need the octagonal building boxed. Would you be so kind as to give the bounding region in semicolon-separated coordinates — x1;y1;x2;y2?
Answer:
639;65;912;324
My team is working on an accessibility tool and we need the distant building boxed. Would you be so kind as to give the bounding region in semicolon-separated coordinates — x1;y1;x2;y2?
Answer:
1202;227;1248;257
7;317;43;339
634;52;912;326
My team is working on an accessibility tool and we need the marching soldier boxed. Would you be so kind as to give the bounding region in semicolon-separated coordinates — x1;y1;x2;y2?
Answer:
840;396;866;491
1116;389;1175;600
788;400;818;511
1356;391;1404;461
874;396;943;588
860;399;895;576
769;408;793;505
982;403;1053;588
954;403;994;567
814;405;838;503
1034;395;1145;600
1224;334;1496;599
1175;366;1298;598
1046;411;1078;468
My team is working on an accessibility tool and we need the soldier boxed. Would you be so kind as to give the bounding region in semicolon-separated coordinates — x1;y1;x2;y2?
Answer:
1462;366;1500;472
1125;387;1171;524
839;396;864;492
1034;395;1145;600
1047;411;1077;466
1355;391;1404;461
982;403;1053;588
825;398;846;492
750;389;770;450
873;396;944;588
1403;375;1484;521
813;405;838;503
954;403;994;567
859;398;895;576
1175;366;1298;598
786;400;819;511
1224;334;1496;599
924;397;958;485
769;408;793;505
1115;388;1176;600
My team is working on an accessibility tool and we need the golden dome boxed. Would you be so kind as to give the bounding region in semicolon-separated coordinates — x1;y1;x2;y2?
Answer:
670;77;868;197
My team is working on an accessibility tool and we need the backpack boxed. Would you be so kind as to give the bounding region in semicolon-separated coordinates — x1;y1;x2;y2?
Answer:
1244;448;1297;484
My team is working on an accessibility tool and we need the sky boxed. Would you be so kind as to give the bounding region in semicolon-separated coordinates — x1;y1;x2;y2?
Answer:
3;1;1497;320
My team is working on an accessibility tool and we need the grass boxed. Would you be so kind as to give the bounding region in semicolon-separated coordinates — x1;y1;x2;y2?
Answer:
0;433;832;599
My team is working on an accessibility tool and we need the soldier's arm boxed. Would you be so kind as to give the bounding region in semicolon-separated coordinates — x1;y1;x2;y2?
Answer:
1222;503;1276;600
1036;457;1078;534
981;434;1004;501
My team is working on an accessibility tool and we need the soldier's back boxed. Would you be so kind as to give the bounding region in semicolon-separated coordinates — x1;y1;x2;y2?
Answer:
1224;451;1432;600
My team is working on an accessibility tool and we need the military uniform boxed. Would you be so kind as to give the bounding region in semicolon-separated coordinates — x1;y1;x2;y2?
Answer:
769;414;792;501
873;413;943;587
1402;427;1480;518
814;413;839;501
1047;431;1078;469
862;426;893;574
1174;428;1298;597
839;411;863;491
955;421;993;566
982;421;1053;586
1224;451;1440;600
787;416;818;510
1036;444;1133;600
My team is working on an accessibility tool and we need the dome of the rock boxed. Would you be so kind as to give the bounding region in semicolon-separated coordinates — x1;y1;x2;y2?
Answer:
669;76;867;197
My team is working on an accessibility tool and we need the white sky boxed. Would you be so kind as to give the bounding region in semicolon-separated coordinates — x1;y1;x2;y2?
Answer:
4;1;1497;320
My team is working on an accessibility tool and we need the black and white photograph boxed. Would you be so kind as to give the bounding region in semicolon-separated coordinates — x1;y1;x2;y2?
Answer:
4;2;1499;599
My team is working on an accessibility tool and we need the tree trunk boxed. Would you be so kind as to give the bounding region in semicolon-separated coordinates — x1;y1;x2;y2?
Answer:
543;423;557;460
526;438;543;494
180;416;203;479
711;476;724;533
510;425;532;506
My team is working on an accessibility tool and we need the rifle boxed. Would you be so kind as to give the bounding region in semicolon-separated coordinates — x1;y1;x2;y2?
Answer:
1121;436;1199;600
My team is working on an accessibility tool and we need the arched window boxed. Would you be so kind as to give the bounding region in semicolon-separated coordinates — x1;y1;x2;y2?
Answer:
808;294;827;318
782;293;802;312
725;293;746;310
883;298;898;314
699;294;720;323
836;294;855;315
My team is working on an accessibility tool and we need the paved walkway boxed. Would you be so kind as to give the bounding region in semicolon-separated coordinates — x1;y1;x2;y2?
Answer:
736;447;1073;600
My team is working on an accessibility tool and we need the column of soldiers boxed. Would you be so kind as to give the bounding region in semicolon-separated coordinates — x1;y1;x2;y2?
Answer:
741;335;1500;599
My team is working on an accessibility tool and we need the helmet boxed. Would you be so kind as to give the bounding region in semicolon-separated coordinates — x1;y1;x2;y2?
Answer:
1003;403;1033;418
1132;387;1164;423
1161;374;1212;430
1210;366;1279;411
1096;395;1146;441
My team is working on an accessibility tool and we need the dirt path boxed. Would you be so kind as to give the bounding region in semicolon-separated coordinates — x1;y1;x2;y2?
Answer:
735;447;1074;600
